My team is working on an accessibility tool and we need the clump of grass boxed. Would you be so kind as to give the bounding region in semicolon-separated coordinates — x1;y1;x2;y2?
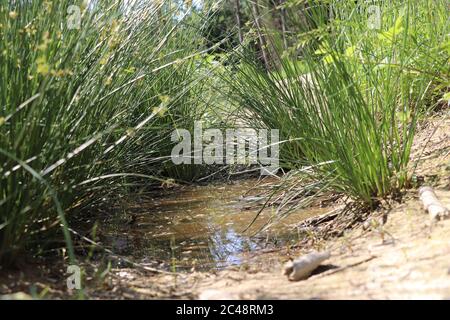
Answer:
0;1;210;265
227;0;449;206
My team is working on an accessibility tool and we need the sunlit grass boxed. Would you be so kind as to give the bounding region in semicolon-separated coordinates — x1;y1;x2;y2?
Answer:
227;0;449;206
0;0;210;265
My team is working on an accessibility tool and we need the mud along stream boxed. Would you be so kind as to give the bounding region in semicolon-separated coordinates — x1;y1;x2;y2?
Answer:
99;178;326;272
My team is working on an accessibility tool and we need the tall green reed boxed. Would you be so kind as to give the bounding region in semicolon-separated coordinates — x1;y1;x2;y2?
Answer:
0;0;209;265
227;0;449;205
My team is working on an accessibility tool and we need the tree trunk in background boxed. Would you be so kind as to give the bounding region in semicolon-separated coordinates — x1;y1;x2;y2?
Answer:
269;0;288;50
279;0;288;50
234;0;244;44
251;0;270;69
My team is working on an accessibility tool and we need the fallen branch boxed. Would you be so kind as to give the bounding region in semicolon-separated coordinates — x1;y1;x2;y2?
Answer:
419;186;449;221
283;251;331;281
296;208;340;229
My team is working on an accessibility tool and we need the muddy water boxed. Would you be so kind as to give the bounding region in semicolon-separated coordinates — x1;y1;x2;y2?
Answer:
103;179;325;271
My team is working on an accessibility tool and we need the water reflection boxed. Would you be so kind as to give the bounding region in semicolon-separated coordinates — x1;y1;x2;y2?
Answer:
102;179;324;271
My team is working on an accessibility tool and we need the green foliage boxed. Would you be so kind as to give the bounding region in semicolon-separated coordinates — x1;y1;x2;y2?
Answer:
0;0;208;264
227;0;449;205
201;0;250;52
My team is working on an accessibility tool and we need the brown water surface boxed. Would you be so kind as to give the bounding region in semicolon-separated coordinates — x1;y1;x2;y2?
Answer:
102;179;325;271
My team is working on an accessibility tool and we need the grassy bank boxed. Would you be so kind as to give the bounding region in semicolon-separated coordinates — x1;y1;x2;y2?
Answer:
226;0;449;206
0;0;213;265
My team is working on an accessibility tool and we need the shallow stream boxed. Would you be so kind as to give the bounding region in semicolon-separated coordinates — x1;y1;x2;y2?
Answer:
102;179;325;271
